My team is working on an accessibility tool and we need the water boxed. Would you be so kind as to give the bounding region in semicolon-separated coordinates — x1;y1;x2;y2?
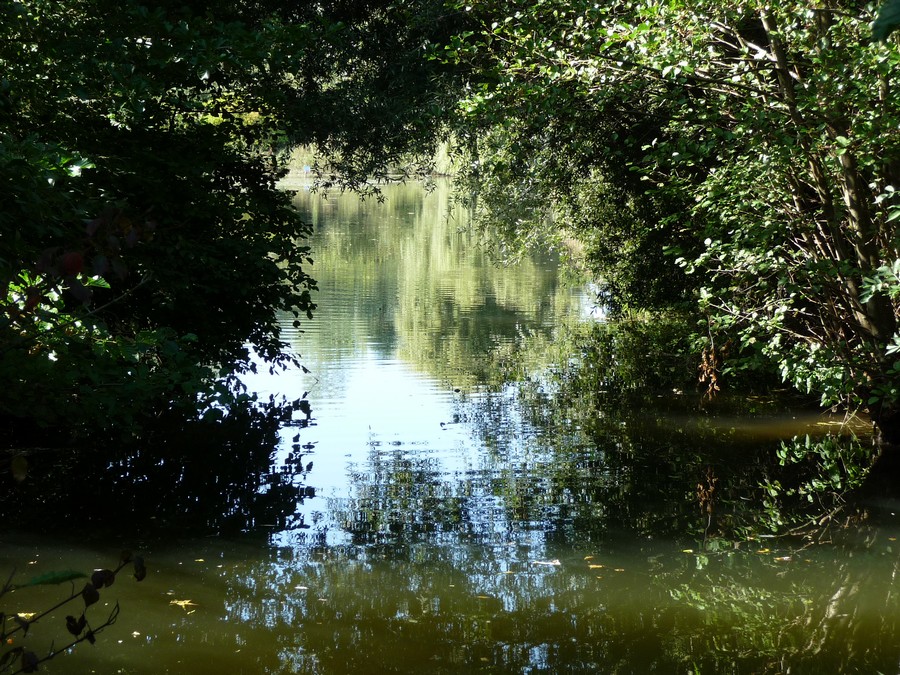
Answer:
3;182;900;673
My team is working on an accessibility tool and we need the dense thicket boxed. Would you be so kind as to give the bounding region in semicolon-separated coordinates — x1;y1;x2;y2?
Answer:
442;0;900;443
6;0;900;451
0;0;460;449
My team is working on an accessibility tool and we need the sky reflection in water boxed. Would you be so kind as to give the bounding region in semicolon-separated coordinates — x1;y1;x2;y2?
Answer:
4;181;900;673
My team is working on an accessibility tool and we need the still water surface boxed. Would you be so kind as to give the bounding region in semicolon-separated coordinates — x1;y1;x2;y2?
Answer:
4;182;900;673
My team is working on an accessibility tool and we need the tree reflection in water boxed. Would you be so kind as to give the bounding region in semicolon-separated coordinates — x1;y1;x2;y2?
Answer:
8;182;898;673
0;399;314;538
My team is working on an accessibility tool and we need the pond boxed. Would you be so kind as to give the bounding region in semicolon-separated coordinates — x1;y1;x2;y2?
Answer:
3;181;900;674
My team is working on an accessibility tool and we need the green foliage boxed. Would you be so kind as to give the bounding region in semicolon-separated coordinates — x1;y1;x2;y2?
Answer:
0;0;459;446
283;0;469;192
437;7;699;310
14;571;87;590
759;434;874;535
440;0;900;438
0;0;314;442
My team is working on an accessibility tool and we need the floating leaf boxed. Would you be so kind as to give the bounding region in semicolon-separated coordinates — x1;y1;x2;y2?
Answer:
17;570;87;588
531;559;561;566
169;599;197;611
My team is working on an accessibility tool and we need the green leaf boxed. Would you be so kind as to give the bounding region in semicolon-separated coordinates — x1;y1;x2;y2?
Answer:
17;570;87;588
873;0;900;41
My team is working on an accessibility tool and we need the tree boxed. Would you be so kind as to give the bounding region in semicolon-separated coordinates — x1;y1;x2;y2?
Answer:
441;0;900;444
0;0;459;448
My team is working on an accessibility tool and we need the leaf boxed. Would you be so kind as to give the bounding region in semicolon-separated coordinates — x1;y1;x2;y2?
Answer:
133;557;147;582
18;570;87;588
81;582;100;607
91;569;115;589
873;0;900;41
65;614;87;637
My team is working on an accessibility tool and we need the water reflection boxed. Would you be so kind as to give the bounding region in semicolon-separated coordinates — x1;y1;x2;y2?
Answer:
5;182;900;673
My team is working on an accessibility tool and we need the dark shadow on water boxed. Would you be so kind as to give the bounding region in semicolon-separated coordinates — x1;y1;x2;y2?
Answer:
0;401;314;543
